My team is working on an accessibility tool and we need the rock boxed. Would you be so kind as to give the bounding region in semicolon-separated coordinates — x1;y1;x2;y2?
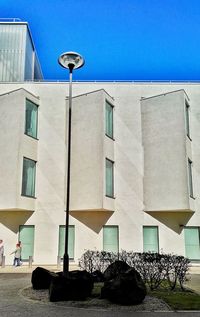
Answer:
68;270;94;297
31;267;58;290
49;270;94;302
49;275;69;301
91;270;104;282
101;267;147;305
103;260;130;281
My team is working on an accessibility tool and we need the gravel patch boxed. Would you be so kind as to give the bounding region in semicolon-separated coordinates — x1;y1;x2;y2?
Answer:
21;286;172;311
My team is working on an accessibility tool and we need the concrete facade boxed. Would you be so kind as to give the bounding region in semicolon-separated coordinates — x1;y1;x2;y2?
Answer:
0;81;200;265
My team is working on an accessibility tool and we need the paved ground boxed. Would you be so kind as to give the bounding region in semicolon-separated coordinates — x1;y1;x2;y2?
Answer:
0;273;200;317
185;274;200;294
0;264;79;273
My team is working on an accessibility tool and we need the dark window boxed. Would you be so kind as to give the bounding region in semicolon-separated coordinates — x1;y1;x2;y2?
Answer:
105;101;114;139
185;102;191;139
188;159;194;198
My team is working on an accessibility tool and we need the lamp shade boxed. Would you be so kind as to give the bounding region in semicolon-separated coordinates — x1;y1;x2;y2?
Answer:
58;51;85;70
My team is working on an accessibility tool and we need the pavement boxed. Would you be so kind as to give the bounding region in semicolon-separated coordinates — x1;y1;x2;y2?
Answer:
0;263;79;274
0;265;200;317
185;274;200;294
0;273;200;317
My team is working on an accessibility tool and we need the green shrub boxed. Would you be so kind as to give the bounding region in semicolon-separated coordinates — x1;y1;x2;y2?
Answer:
79;250;190;290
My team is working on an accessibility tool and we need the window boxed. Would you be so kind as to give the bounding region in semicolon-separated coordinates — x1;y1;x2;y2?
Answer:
184;227;200;260
185;101;191;139
58;225;75;260
143;226;159;252
105;101;113;139
103;226;119;253
21;157;36;197
25;99;38;139
19;225;35;261
188;159;194;198
106;158;114;198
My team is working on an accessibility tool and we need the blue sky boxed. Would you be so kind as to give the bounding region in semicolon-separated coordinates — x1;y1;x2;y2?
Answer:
1;0;200;81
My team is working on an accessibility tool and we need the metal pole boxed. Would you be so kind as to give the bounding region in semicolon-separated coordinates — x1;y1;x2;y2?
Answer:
63;64;74;276
57;255;61;268
2;255;5;268
29;256;33;268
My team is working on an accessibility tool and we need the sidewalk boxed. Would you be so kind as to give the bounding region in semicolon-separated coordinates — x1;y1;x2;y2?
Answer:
0;264;79;273
184;266;200;294
184;274;200;294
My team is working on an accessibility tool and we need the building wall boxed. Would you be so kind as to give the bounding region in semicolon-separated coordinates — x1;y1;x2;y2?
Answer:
141;90;192;212
0;22;43;81
0;24;26;81
71;90;109;211
0;82;200;264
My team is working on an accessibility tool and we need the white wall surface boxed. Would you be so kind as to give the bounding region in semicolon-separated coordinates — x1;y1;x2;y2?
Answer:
141;90;191;212
0;82;200;263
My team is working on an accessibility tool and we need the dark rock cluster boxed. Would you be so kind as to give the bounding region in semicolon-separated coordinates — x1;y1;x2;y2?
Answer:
101;261;147;305
31;267;93;302
31;267;58;290
31;261;146;305
49;270;94;302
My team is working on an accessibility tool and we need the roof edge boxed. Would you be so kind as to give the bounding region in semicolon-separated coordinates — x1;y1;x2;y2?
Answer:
0;87;39;99
140;89;190;101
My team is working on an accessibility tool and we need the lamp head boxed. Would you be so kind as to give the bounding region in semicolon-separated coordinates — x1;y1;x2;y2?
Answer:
58;51;85;71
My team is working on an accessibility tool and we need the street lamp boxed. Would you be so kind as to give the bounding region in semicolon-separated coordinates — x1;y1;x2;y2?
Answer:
58;51;85;276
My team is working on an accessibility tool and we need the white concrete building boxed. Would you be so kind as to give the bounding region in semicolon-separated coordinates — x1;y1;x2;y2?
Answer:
0;22;200;266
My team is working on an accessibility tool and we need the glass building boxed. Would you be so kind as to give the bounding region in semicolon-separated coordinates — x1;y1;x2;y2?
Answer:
0;20;43;81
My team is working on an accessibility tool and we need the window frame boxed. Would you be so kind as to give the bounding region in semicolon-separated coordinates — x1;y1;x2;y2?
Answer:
105;100;114;140
24;98;39;140
103;225;119;253
185;101;191;141
19;225;35;262
143;226;159;253
184;226;200;261
188;158;194;199
105;158;115;198
21;157;37;198
58;225;75;260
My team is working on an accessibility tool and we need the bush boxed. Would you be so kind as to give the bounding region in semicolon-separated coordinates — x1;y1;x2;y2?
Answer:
163;254;190;290
79;250;118;273
79;250;190;290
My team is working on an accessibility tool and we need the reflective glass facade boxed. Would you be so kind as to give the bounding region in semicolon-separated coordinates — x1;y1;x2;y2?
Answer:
0;22;43;81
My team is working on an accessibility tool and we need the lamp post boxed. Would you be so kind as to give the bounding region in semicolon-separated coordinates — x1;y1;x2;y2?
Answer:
58;52;85;276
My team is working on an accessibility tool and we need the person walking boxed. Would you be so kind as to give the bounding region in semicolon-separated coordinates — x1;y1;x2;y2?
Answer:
18;240;22;265
0;239;4;266
10;243;21;267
